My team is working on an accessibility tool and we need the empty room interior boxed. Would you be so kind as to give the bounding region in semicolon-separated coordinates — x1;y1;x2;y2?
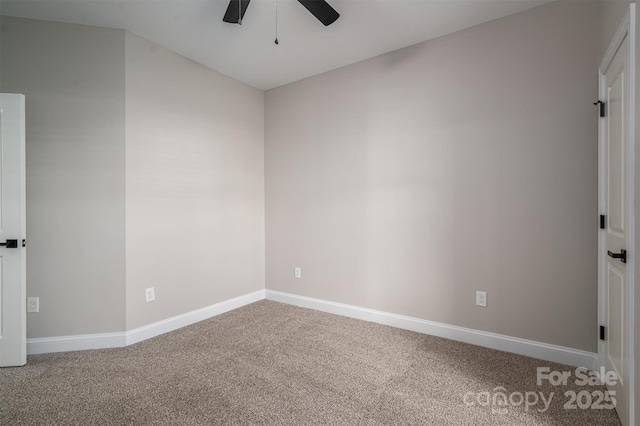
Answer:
0;0;639;424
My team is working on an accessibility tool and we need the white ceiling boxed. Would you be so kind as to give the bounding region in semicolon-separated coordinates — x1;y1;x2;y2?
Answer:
1;0;551;90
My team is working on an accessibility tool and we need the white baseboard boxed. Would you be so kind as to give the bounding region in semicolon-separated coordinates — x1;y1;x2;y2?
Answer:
27;290;265;355
265;290;597;370
125;289;265;346
27;332;126;355
26;288;597;371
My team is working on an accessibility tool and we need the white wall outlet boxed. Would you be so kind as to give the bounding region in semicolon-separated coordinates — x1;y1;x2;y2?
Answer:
476;291;487;307
294;267;301;279
145;287;155;302
27;297;39;313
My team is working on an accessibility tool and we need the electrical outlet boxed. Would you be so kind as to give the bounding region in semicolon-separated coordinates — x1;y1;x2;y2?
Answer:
145;287;155;302
476;291;487;307
27;297;39;313
294;267;301;279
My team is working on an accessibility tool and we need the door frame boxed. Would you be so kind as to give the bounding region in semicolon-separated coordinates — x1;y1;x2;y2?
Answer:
598;4;635;425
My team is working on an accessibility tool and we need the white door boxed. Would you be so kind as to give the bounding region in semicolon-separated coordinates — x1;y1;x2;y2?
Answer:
599;7;634;425
0;94;27;367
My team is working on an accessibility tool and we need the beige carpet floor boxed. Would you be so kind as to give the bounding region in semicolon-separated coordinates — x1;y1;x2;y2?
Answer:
0;300;621;425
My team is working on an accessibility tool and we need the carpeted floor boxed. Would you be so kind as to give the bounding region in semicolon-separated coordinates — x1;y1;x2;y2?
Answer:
0;300;621;425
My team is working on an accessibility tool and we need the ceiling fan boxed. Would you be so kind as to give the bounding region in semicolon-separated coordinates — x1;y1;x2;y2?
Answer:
223;0;340;26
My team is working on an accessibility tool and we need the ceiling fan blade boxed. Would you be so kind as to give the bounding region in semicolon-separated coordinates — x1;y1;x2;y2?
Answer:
297;0;339;26
223;0;251;24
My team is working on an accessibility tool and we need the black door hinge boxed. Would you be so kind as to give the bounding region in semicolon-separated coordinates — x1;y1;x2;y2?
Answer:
600;325;606;341
600;215;606;229
594;100;606;117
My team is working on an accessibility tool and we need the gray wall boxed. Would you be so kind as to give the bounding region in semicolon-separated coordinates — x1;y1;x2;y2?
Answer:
0;17;265;336
0;3;622;359
636;7;640;422
0;17;126;337
265;0;600;352
125;32;265;329
636;46;640;426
